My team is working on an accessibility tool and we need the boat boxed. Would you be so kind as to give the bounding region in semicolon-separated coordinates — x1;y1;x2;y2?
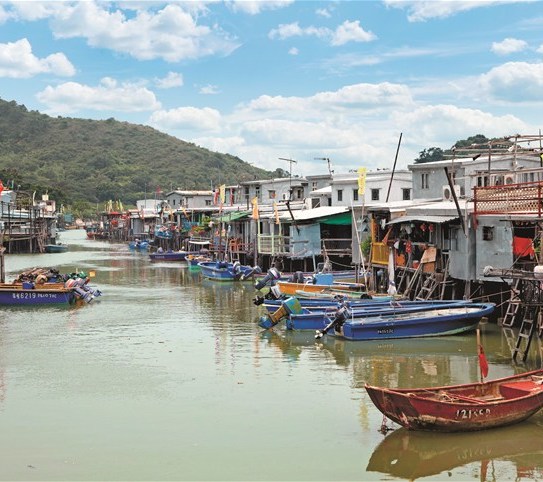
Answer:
276;278;366;296
365;368;543;432
44;244;68;253
129;239;150;250
317;302;495;340
198;261;260;281
366;423;543;480
0;282;81;305
186;254;213;268
258;296;477;331
148;250;197;262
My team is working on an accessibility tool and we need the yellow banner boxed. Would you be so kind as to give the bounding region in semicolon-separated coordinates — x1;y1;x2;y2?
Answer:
358;167;367;195
219;184;226;204
273;201;280;225
251;197;259;220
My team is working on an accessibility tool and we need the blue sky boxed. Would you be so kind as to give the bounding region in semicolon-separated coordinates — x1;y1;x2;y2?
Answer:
0;0;542;176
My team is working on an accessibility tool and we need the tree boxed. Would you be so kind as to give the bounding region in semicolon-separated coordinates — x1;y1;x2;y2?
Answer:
413;147;444;164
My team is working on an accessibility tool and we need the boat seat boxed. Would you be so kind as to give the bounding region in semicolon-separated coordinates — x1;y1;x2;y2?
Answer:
531;375;543;384
499;381;541;398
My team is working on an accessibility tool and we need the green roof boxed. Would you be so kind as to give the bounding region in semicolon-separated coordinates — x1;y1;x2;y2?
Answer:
215;211;250;223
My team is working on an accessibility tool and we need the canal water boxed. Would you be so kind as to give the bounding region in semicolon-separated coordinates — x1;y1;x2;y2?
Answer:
0;229;542;481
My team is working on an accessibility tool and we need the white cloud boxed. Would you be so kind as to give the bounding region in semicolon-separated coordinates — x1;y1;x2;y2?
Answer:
0;38;75;78
383;0;527;22
149;106;221;132
393;104;528;148
199;84;220;95
227;1;294;15
47;1;240;62
288;47;299;55
537;44;543;54
491;38;528;55
155;72;184;89
316;7;331;18
479;61;543;101
245;82;414;115
36;78;161;114
330;20;376;46
270;20;375;46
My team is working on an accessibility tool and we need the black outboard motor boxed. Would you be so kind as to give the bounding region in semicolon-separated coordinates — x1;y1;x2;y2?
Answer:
315;302;351;339
288;271;305;283
254;267;281;291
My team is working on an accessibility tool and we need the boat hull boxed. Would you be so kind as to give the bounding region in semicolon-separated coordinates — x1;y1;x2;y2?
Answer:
0;285;75;305
149;251;197;261
337;304;494;340
44;244;68;253
199;261;256;281
365;369;543;432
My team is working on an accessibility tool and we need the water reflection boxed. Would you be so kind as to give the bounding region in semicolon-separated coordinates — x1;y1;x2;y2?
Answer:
366;421;543;481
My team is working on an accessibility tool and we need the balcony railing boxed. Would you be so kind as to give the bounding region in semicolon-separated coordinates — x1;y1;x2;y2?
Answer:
474;181;543;216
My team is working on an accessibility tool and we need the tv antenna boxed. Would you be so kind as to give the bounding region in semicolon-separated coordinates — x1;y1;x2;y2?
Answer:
279;157;298;194
315;157;333;176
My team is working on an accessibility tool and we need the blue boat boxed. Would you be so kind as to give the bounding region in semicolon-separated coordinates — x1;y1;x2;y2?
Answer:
129;240;150;250
317;302;495;341
149;250;197;262
0;283;76;305
44;244;68;253
198;261;259;281
258;297;474;330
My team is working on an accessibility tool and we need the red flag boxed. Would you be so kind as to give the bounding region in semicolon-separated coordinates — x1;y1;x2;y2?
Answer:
0;180;4;195
477;329;489;379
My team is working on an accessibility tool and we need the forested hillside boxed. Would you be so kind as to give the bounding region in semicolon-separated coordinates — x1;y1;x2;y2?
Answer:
0;98;273;206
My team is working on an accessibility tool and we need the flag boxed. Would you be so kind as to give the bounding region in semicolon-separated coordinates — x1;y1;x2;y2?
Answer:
477;329;489;379
273;201;280;225
213;188;219;205
0;180;3;196
357;167;367;195
387;248;397;296
251;197;259;220
219;184;226;204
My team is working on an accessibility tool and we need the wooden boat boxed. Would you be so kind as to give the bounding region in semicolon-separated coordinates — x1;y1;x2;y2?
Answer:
366;423;543;480
44;244;68;253
186;254;213;268
327;303;495;340
149;250;197;262
198;261;259;281
365;368;543;432
276;279;366;296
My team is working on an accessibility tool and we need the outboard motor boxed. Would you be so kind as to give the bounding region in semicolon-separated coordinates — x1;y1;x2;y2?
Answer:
288;271;305;283
315;302;351;339
254;267;281;291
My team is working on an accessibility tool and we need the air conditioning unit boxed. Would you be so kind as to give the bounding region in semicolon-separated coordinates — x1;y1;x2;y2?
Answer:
442;184;461;201
504;174;515;185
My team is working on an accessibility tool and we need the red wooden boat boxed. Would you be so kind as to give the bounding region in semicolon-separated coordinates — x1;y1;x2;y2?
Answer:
365;369;543;432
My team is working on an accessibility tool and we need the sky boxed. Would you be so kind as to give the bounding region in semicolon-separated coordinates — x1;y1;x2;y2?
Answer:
0;0;542;178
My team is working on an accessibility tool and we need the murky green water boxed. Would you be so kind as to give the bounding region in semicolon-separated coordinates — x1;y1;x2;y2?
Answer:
0;230;542;481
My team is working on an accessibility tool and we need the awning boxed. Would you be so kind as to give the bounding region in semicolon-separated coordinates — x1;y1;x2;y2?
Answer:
214;211;250;222
387;215;459;225
319;211;353;225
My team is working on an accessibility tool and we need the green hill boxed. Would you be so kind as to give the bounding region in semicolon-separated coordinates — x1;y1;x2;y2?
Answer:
0;98;273;207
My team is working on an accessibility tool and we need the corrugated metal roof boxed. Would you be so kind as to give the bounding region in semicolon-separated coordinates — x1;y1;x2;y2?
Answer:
387;215;459;225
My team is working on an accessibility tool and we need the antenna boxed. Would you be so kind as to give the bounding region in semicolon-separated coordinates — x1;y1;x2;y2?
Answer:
279;157;298;195
314;157;333;176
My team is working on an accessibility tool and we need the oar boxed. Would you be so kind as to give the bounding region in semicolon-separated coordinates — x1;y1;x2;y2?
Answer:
315;304;350;339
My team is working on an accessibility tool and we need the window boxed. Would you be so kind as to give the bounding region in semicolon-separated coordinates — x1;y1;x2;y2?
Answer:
255;186;261;200
482;226;494;241
312;182;318;191
402;188;411;200
337;189;343;202
172;199;176;206
421;173;429;189
205;200;212;206
371;188;380;201
268;190;276;199
353;189;359;202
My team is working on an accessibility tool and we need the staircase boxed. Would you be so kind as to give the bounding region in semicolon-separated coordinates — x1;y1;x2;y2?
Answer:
502;278;522;327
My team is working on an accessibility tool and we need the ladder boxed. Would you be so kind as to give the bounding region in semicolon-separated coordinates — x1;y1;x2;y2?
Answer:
502;278;522;327
415;273;441;301
402;263;423;299
512;316;536;362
